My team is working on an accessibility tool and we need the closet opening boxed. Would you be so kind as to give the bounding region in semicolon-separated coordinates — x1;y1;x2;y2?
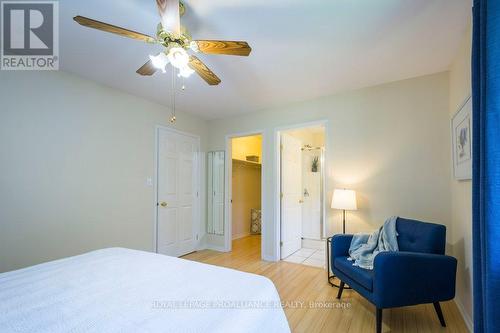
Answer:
230;134;263;257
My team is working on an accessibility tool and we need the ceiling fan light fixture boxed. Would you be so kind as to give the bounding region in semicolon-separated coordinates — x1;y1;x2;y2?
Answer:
167;46;190;69
74;0;250;89
149;53;169;73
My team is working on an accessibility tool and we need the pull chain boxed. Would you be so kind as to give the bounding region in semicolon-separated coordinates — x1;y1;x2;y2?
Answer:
170;68;176;123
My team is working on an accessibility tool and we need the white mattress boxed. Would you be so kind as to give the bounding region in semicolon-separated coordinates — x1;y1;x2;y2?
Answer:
0;248;290;333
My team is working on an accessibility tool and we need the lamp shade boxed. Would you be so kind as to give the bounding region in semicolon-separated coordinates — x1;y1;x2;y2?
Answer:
331;189;357;210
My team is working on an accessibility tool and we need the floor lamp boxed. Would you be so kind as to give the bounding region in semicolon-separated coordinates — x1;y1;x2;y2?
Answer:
331;189;357;234
327;188;357;289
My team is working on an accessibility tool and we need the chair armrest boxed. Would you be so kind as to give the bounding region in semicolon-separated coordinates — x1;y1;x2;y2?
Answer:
331;234;353;258
373;251;457;308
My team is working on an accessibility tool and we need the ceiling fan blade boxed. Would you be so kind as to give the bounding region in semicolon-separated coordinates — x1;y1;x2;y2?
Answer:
156;0;181;37
74;16;155;43
188;56;221;85
136;59;157;76
195;40;252;56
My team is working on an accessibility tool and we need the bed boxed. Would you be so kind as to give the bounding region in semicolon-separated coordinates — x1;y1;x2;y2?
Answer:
0;248;290;333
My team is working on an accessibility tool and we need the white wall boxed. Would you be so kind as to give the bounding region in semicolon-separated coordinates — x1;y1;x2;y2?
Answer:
448;24;473;330
207;72;452;261
0;70;208;273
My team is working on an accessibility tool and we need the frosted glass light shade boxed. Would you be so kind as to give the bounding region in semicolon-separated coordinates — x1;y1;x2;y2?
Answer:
331;189;357;210
149;53;169;73
167;47;189;69
179;65;194;78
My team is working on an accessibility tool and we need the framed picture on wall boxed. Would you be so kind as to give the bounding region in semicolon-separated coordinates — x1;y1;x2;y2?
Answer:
451;96;472;180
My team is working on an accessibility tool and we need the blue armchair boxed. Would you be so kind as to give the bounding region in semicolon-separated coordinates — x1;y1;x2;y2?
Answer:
331;217;457;333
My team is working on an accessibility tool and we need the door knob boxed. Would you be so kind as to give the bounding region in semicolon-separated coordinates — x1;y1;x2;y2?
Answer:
160;202;168;207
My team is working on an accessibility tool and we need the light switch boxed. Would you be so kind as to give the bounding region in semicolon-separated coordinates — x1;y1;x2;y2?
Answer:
146;177;153;187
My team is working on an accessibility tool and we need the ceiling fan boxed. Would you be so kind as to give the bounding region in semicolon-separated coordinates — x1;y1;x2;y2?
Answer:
73;0;252;86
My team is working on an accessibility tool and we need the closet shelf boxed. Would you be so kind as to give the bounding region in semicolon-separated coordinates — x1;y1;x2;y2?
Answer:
232;158;261;168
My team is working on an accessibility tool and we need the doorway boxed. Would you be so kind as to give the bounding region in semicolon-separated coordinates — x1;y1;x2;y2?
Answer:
279;124;326;268
155;126;200;257
229;134;263;255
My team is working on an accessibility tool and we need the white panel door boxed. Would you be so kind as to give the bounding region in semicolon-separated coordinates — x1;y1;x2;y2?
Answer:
280;133;303;259
157;128;199;257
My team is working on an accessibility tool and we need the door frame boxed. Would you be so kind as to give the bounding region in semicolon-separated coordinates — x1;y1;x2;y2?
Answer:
154;125;201;254
224;130;265;256
274;119;328;260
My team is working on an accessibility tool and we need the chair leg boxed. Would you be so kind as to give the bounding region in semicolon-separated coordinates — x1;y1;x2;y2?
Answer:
433;302;446;327
376;308;383;333
336;281;345;299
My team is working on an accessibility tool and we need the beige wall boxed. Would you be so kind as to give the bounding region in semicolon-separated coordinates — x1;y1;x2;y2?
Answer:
231;161;262;239
0;71;208;273
231;135;262;239
232;136;263;163
448;24;473;330
207;72;452;261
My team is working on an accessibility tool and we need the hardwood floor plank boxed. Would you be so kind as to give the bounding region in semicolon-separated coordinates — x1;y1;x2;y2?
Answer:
183;235;468;333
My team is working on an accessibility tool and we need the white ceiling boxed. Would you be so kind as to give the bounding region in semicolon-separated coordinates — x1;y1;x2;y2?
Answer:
60;0;471;120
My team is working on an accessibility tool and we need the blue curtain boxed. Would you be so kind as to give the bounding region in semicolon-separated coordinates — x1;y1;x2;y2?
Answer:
472;0;500;332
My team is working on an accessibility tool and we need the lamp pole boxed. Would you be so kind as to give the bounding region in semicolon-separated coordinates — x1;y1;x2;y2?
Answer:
342;209;346;234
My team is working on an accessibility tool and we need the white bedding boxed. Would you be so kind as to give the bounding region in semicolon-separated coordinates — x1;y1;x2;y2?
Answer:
0;248;290;333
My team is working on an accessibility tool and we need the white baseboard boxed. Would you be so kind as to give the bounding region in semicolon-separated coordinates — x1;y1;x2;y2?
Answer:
232;232;251;240
262;253;278;262
454;297;473;332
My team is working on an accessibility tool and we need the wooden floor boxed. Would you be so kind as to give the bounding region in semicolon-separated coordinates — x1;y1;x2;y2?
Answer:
183;235;468;333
